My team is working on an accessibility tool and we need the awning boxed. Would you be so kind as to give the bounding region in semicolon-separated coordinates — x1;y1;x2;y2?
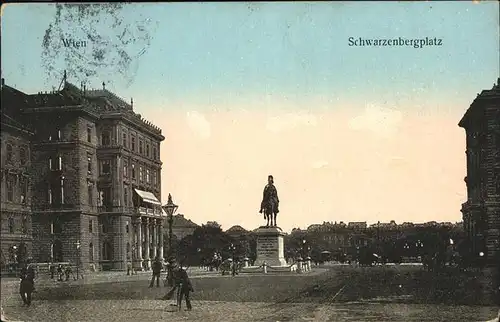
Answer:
134;189;161;206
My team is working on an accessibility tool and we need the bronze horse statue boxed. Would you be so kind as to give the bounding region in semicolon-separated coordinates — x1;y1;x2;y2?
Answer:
259;175;280;227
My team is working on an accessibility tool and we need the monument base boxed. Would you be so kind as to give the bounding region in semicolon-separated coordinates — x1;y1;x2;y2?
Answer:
253;226;287;267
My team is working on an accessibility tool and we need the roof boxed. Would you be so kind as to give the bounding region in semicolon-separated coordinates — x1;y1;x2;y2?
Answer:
172;214;199;228
1;84;34;135
134;189;161;206
459;78;500;129
226;225;248;233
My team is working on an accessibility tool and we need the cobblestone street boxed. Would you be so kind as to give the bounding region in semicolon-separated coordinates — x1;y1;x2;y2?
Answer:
1;267;499;321
2;299;499;322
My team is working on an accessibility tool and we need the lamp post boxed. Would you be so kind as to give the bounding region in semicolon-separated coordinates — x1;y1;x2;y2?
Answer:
75;240;81;280
229;243;236;276
162;193;178;287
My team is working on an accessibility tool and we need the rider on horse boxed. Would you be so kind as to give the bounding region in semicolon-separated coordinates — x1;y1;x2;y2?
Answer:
259;175;280;227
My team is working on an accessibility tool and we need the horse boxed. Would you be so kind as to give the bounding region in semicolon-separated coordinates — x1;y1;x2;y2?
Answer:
260;199;278;227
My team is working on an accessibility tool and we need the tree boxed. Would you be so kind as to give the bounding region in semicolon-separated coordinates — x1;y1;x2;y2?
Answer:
176;224;233;266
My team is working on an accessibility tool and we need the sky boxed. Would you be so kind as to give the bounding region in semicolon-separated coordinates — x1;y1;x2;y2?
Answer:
1;2;499;232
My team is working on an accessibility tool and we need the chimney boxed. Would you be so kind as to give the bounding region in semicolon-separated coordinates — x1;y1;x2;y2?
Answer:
1;78;4;86
102;82;106;90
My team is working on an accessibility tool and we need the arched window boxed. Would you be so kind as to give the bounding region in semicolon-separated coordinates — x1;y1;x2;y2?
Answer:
89;243;94;262
8;218;14;233
20;147;27;165
102;240;113;260
6;144;13;162
52;240;63;262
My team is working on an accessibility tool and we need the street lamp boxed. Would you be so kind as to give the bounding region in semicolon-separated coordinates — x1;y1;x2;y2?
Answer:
75;240;81;280
229;243;236;276
162;193;178;287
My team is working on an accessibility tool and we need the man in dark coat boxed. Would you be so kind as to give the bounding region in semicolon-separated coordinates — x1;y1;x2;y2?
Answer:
149;257;163;288
19;259;35;306
161;261;181;305
176;266;194;311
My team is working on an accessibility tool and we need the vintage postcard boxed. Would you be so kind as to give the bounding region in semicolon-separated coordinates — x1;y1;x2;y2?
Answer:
0;2;499;321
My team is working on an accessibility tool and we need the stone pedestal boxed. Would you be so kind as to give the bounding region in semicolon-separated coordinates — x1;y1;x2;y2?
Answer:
253;226;287;267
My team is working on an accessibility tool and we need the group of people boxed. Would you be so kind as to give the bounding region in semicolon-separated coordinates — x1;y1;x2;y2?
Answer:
148;257;195;311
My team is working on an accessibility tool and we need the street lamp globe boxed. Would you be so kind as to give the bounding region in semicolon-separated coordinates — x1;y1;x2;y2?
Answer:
162;193;178;287
163;193;178;217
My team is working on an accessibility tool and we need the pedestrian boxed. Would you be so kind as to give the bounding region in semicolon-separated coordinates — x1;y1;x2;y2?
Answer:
127;261;133;276
57;264;64;281
49;263;55;279
19;259;35;306
176;266;194;311
161;261;180;305
149;257;163;288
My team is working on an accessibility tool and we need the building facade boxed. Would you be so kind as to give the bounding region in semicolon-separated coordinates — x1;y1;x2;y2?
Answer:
169;214;199;240
459;78;500;266
0;81;34;270
1;76;166;271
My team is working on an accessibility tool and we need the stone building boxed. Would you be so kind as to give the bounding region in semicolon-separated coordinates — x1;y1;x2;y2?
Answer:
0;80;34;269
459;78;500;266
170;214;199;240
1;75;166;271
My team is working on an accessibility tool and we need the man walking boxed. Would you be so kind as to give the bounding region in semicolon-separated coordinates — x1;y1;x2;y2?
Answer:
149;257;163;288
19;258;35;306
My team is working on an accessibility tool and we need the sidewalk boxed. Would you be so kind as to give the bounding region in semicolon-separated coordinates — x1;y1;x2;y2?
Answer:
0;267;218;297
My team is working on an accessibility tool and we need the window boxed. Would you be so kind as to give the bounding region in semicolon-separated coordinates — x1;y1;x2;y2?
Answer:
126;221;129;234
89;219;93;233
20;177;27;204
89;243;94;262
101;160;111;174
101;131;111;146
153;146;157;160
123;161;128;178
146;169;150;183
131;136;136;151
146;144;150;157
6;144;13;163
102;241;112;260
6;177;14;201
131;164;136;180
139;166;143;182
124;186;128;206
22;216;28;234
58;155;62;170
60;177;65;204
48;184;52;204
49;129;61;141
151;171;156;187
87;153;92;174
49;157;52;170
20;147;27;165
88;182;93;206
87;126;92;143
139;140;143;154
122;133;127;148
8;218;14;233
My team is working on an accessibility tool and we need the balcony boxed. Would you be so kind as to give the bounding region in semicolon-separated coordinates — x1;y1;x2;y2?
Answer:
136;206;163;217
33;204;78;213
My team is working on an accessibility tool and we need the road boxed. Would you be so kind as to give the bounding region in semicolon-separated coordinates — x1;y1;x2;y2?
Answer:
1;266;498;321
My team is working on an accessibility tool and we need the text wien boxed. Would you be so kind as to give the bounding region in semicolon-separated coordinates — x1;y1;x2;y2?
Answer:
62;39;87;48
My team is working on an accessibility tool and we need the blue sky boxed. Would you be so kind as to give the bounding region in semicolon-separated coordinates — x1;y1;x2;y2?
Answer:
2;2;498;110
1;2;499;230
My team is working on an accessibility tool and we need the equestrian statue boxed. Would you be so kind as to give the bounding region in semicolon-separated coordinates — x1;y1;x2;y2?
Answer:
259;175;280;227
